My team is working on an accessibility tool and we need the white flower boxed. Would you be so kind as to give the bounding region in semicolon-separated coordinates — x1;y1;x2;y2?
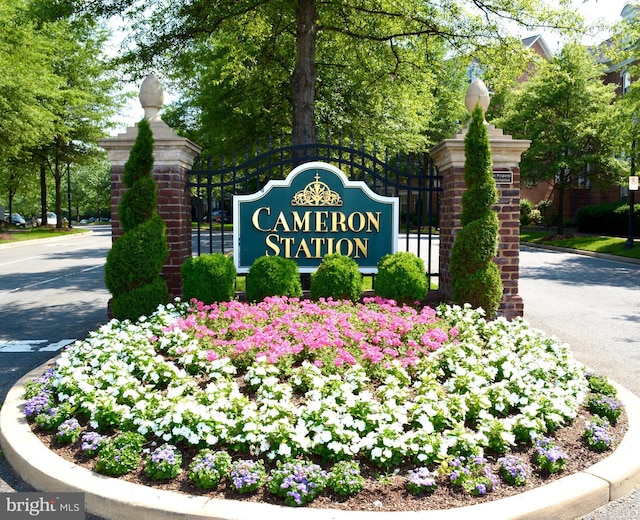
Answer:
320;430;332;443
278;443;292;457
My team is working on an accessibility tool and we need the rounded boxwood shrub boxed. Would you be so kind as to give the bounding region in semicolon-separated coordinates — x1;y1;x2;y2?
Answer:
245;256;302;302
375;251;428;304
310;253;363;302
520;199;534;226
181;253;236;303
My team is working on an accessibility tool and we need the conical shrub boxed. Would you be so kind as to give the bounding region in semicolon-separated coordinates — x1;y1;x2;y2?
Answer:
105;118;169;321
450;105;503;318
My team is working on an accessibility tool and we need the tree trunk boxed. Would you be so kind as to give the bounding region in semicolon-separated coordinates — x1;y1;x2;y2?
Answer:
40;161;47;226
291;0;317;152
54;144;63;229
556;184;565;234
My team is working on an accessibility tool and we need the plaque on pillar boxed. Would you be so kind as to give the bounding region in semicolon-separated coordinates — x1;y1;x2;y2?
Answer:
493;170;513;185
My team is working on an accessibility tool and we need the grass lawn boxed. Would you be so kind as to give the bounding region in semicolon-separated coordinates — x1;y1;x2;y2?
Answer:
0;227;89;245
520;230;640;260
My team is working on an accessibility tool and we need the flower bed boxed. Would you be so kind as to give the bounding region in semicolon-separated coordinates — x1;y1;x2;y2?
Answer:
23;296;624;509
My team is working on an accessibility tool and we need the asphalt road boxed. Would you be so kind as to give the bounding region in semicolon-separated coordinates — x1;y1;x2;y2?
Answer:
517;246;640;520
519;246;640;397
1;231;639;518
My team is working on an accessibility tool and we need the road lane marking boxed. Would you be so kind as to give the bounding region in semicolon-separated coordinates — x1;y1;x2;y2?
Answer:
0;339;76;353
0;264;104;295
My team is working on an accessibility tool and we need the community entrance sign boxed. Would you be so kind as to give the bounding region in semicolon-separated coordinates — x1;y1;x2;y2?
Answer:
233;162;398;273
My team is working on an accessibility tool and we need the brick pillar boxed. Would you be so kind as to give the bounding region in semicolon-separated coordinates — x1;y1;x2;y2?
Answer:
430;81;530;320
99;76;201;299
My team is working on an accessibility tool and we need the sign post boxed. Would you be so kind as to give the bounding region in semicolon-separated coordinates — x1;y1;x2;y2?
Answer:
626;176;638;249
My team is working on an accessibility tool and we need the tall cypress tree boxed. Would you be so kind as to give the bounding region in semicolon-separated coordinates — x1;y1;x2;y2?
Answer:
450;105;503;318
104;118;169;321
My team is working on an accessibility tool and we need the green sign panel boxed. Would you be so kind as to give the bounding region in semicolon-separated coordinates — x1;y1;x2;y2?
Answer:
233;162;398;273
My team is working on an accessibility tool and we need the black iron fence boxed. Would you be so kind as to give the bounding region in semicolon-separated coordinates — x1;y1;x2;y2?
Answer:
188;131;442;280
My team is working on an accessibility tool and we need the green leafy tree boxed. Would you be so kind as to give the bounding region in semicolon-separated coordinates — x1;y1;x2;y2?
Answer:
497;42;627;234
608;13;640;197
0;3;123;228
0;0;59;162
104;118;169;321
59;0;583;154
35;17;120;228
70;158;111;221
450;104;502;318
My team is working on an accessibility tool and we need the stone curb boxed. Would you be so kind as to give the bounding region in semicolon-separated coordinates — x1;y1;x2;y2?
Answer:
521;242;640;266
2;363;640;520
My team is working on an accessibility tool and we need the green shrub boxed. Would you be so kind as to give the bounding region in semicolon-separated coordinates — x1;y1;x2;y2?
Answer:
520;199;534;226
105;215;169;295
586;373;618;397
450;104;503;318
374;251;428;304
529;208;542;225
310;253;362;302
111;277;169;322
119;176;158;233
536;199;554;227
182;253;236;303
246;256;302;302
104;118;169;321
452;262;503;318
95;432;145;476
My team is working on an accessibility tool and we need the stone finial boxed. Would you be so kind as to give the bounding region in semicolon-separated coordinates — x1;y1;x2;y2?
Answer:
139;75;164;122
465;78;490;116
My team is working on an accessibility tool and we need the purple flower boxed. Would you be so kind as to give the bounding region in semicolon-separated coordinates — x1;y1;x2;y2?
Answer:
266;461;328;506
497;455;527;486
24;391;52;417
534;437;567;473
406;467;437;495
81;432;105;454
584;420;614;451
150;444;179;465
229;460;266;494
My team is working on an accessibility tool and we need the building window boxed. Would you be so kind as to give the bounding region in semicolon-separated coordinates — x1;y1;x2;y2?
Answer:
578;164;590;189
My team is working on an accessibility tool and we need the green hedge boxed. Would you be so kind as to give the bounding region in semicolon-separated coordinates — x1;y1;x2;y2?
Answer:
576;202;640;236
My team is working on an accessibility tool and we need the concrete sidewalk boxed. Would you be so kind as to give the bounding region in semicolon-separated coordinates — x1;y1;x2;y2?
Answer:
2;362;640;520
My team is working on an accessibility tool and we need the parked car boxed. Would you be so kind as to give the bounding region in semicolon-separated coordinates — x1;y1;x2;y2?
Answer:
4;213;26;227
202;210;231;223
36;212;57;226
